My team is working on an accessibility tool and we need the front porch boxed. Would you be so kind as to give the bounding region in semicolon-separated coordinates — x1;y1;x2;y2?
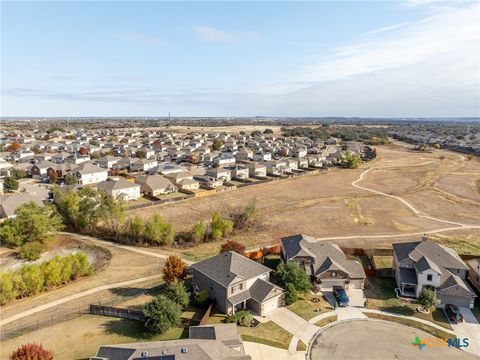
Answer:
398;283;417;298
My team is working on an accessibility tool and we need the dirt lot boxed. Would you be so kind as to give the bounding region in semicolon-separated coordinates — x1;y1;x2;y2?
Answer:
130;142;480;257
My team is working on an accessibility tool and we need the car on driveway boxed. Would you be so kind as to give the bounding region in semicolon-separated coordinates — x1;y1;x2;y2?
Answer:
333;286;349;307
444;304;464;323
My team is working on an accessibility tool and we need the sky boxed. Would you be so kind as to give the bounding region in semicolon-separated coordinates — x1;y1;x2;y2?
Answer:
1;0;479;117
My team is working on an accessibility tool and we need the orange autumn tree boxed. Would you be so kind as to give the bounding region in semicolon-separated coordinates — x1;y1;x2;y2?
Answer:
162;255;187;283
10;343;53;360
220;240;246;255
7;141;21;152
79;147;88;155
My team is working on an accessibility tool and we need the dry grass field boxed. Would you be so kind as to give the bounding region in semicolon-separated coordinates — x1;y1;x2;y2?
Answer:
130;141;480;257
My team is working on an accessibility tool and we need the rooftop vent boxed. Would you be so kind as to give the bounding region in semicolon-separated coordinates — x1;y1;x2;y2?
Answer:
141;351;149;357
181;347;189;353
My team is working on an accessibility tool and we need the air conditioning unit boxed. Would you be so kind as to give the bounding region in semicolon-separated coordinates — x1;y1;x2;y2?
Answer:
141;351;149;357
181;347;189;353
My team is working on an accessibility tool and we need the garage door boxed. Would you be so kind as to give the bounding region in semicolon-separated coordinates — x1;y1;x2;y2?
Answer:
440;295;471;308
262;295;283;315
320;279;346;288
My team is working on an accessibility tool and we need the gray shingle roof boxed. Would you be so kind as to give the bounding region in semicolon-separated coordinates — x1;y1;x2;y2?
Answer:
399;267;418;285
191;251;271;287
248;278;283;303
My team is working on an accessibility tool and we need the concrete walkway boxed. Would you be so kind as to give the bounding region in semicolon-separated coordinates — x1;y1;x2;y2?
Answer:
243;342;305;360
266;307;319;344
336;306;367;321
309;311;337;324
0;274;163;327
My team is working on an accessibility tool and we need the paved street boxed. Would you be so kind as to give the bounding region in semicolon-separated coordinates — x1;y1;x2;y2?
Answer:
310;320;476;360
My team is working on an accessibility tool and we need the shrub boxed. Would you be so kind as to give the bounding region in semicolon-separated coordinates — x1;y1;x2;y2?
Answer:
3;176;19;193
0;272;17;304
210;211;233;240
163;281;190;308
42;256;63;288
144;214;175;245
195;288;210;307
340;151;361;169
220;240;246;255
10;343;53;360
17;265;44;297
285;283;298;305
143;295;181;334
162;255;187;283
230;201;258;230
19;242;46;261
419;288;437;310
191;222;206;242
235;310;253;327
70;252;92;279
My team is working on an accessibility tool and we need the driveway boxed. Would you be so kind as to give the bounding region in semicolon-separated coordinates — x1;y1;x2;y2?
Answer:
450;308;480;357
244;342;305;360
266;307;319;344
347;289;366;307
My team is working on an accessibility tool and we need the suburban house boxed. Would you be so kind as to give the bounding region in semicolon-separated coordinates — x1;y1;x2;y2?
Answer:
30;160;56;179
467;258;480;292
193;175;223;188
177;178;200;191
229;166;249;180
130;158;157;172
244;162;267;177
74;163;108;185
0;193;44;219
91;324;251;360
191;251;284;316
392;238;477;308
97;178;141;201
206;168;231;182
96;155;121;169
281;234;366;289
135;175;177;196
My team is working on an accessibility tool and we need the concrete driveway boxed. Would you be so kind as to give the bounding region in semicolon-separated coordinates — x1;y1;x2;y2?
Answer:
244;342;305;360
266;307;319;344
450;308;480;357
347;289;366;307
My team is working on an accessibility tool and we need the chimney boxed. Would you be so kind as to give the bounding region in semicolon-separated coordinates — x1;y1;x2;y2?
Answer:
421;234;428;242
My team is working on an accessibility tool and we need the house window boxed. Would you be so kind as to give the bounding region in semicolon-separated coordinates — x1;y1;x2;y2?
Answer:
231;283;243;294
427;274;433;281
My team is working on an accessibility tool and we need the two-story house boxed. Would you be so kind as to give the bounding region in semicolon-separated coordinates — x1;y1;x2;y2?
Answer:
191;251;284;316
97;178;141;201
74;163;108;185
392;237;477;308
281;234;366;289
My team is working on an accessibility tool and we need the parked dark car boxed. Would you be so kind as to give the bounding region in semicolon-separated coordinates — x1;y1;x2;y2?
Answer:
333;286;349;307
444;304;464;323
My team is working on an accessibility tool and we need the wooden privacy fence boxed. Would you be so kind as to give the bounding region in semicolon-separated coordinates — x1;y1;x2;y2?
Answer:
90;304;145;321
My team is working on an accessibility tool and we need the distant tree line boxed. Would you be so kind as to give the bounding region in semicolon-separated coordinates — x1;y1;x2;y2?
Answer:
281;126;389;143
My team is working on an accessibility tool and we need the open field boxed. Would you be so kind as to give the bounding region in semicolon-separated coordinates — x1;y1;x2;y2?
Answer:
130;142;480;257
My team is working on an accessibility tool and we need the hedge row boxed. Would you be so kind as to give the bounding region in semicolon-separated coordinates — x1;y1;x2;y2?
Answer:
0;252;92;304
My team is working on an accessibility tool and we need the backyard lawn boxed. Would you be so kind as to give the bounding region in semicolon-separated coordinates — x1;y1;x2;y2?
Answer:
364;277;452;330
372;256;392;270
288;292;333;320
314;314;338;328
206;311;292;349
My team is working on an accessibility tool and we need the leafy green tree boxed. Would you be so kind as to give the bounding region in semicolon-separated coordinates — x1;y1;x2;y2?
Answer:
163;281;190;308
285;283;298;305
12;169;28;179
212;139;223;151
263;129;273;134
275;261;312;294
210;211;233;240
144;214;174;245
191;221;206;242
17;265;44;297
195;288;210;307
3;176;19;192
0;272;17;304
125;215;144;243
54;187;99;232
64;173;78;185
235;310;254;327
59;255;73;283
419;288;437;311
42;256;63;288
135;149;147;159
143;295;181;334
0;203;62;247
98;193;126;239
340;151;361;169
19;242;46;261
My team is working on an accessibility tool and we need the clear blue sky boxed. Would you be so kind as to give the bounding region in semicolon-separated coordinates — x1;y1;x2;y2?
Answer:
1;1;479;117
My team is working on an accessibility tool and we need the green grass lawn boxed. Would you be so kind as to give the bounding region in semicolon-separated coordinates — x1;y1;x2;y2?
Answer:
372;256;393;270
364;277;452;330
287;292;333;320
314;314;338;328
364;313;454;340
430;234;480;256
206;311;292;349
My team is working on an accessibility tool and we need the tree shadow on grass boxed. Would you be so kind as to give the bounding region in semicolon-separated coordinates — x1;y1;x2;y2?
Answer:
103;318;189;341
380;304;415;316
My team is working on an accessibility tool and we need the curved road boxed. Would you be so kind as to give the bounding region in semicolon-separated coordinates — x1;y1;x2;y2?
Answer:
2;155;478;328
